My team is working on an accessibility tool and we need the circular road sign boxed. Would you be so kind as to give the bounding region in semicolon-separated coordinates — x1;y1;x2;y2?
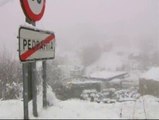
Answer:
20;0;46;22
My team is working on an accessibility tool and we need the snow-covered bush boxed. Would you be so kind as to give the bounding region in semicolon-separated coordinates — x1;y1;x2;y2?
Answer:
114;88;140;102
46;85;59;106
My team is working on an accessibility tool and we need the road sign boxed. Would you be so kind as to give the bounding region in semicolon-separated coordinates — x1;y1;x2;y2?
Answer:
20;0;46;22
18;26;55;62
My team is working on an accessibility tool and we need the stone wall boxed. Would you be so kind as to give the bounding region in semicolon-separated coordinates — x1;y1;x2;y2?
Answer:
139;79;159;97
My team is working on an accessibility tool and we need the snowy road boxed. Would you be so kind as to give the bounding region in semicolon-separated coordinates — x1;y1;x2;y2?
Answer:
118;95;159;119
0;95;159;119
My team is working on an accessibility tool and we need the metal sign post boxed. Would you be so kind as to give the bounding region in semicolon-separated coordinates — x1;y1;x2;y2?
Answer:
42;61;47;108
22;63;29;119
31;62;38;117
28;63;33;101
28;18;38;117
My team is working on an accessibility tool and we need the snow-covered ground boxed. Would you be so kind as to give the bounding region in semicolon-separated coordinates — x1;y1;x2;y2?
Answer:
0;94;159;119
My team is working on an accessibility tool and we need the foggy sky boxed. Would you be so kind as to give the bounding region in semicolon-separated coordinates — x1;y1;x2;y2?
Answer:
0;0;158;59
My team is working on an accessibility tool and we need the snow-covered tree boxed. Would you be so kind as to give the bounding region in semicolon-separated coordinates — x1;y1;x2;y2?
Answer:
0;49;22;100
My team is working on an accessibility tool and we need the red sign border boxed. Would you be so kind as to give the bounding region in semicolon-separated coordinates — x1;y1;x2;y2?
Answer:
20;0;46;22
19;26;55;62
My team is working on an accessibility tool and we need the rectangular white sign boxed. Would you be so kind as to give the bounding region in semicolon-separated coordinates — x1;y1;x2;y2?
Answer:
18;26;55;62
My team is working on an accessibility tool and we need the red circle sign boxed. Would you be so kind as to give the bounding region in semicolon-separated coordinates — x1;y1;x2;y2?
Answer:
20;0;46;22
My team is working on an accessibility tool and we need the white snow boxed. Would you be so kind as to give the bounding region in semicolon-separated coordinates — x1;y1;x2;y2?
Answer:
0;100;23;119
140;67;159;81
110;78;121;84
46;86;59;106
39;99;120;119
1;94;159;119
89;70;126;80
67;80;102;85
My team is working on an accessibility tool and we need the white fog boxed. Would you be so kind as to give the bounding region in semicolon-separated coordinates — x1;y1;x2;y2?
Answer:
0;0;159;119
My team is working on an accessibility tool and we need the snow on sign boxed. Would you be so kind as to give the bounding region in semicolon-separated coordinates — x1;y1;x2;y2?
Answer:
18;26;55;62
20;0;46;22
